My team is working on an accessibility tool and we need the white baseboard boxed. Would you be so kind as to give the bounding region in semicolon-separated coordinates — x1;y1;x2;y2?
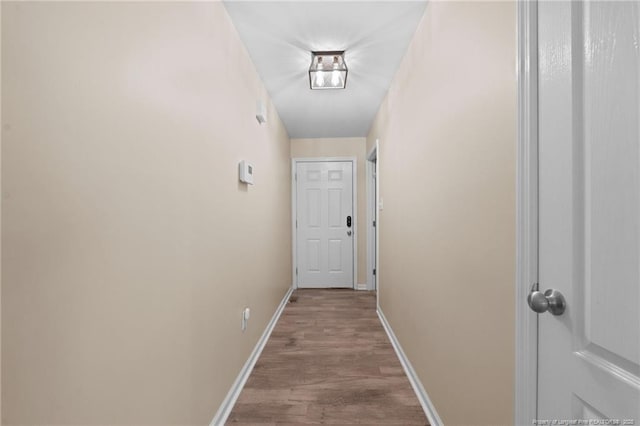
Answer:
356;283;368;290
377;308;444;426
210;286;294;426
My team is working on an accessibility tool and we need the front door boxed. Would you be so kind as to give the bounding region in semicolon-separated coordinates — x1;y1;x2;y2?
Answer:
296;161;354;288
536;0;640;422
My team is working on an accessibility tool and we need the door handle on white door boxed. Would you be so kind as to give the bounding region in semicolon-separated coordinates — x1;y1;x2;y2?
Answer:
527;287;566;315
347;230;352;236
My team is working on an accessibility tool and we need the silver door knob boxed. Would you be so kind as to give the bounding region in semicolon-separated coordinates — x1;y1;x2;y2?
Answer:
347;230;352;236
527;288;566;316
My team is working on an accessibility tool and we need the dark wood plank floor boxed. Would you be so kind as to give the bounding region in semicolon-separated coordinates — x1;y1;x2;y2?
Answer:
227;289;429;425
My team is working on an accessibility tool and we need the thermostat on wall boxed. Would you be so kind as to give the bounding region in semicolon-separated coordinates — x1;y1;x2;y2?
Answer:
239;160;254;185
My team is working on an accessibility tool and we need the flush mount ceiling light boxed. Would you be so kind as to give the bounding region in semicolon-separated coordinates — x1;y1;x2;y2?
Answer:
309;51;347;90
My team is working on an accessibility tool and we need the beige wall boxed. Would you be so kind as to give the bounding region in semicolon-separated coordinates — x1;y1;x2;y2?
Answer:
2;2;290;424
367;2;516;425
291;138;368;286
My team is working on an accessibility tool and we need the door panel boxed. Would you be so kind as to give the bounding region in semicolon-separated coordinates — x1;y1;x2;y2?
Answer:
538;0;640;421
328;189;342;227
306;189;321;227
307;240;321;271
296;161;354;288
328;239;342;271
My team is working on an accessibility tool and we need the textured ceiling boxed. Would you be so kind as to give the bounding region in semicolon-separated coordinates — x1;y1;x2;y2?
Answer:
223;1;428;138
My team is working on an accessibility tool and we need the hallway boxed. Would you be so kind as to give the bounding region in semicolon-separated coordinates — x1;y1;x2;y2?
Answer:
0;1;539;424
228;290;428;425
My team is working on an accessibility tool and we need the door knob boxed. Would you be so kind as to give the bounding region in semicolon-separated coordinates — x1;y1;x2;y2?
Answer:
527;287;566;315
347;230;352;236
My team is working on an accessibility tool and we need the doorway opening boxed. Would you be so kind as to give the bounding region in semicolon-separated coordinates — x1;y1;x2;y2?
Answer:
366;142;378;293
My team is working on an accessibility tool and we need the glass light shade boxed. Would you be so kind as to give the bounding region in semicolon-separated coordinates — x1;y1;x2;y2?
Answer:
309;51;347;90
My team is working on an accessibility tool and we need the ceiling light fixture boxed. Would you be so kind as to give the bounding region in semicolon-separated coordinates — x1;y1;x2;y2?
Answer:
309;51;347;90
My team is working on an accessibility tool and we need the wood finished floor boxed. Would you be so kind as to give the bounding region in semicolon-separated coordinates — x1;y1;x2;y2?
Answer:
227;289;429;425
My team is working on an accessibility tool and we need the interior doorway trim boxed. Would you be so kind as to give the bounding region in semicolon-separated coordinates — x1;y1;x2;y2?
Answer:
366;142;379;292
515;0;539;424
291;157;358;290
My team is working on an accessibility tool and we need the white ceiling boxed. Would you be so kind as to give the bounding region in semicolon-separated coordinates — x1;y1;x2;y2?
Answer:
223;1;428;138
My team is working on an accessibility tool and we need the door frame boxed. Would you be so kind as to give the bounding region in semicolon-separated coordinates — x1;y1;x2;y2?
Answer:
366;142;378;292
291;157;358;290
515;0;539;424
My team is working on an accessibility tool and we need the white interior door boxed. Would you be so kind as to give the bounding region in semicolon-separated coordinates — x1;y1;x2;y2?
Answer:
296;161;354;288
537;0;640;422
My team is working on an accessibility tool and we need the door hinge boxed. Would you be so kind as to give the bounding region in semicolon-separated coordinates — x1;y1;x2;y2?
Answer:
295;172;297;181
296;267;298;275
296;219;298;228
373;268;376;275
373;220;376;227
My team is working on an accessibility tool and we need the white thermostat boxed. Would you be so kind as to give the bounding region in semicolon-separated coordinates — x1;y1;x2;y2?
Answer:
239;160;254;185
